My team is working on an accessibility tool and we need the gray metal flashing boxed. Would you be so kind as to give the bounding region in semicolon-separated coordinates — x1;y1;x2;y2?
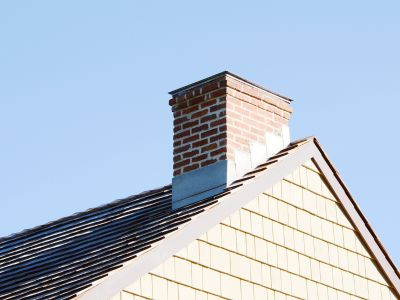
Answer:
172;161;228;209
168;71;293;103
77;138;400;299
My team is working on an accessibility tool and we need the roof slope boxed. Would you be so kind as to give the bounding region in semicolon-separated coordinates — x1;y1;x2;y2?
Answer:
0;186;220;299
1;138;399;300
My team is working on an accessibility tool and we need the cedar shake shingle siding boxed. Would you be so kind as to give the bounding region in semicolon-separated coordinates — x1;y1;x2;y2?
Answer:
111;161;397;300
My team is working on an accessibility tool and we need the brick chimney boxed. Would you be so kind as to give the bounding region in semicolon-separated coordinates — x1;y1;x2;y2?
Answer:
169;71;293;209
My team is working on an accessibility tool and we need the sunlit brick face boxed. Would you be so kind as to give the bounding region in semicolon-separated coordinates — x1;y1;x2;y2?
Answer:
169;73;292;177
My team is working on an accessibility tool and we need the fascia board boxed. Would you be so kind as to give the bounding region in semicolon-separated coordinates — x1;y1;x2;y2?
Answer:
312;143;400;297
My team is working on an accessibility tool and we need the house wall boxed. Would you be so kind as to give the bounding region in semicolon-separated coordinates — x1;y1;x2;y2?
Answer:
111;161;397;300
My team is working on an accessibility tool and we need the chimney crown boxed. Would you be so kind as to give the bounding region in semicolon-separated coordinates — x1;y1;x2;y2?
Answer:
170;71;292;209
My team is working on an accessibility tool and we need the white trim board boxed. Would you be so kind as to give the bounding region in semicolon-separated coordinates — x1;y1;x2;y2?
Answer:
76;139;400;299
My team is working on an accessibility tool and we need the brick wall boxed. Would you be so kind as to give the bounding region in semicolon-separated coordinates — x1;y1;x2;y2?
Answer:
169;72;293;177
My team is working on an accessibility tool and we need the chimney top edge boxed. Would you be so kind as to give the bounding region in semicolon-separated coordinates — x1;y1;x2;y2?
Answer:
168;71;293;103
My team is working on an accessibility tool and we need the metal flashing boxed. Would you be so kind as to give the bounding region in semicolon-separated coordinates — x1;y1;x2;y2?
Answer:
172;161;229;209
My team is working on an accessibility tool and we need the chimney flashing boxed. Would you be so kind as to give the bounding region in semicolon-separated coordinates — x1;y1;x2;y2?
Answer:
172;160;229;209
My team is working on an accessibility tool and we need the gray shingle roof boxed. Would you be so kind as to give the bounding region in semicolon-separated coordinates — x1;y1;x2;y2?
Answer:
0;185;223;299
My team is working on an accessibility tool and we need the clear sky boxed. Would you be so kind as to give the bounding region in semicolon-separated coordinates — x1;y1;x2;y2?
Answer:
0;1;399;265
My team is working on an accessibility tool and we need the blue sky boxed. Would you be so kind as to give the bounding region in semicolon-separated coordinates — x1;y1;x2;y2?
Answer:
0;1;399;265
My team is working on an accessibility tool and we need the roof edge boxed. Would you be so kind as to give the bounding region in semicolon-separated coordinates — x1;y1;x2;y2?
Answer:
312;138;400;280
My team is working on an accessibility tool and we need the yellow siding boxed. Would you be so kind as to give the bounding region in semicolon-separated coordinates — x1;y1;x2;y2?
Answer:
111;160;398;299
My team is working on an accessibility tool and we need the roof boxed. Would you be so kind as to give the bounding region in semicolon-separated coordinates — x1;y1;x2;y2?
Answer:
0;186;219;299
1;138;399;300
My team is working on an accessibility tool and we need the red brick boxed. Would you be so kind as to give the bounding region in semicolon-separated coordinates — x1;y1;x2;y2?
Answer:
201;128;218;139
242;101;257;112
175;101;189;111
173;130;190;139
169;98;177;106
200;114;217;123
183;164;200;172
210;133;226;143
202;81;219;93
201;159;217;167
218;154;227;161
219;139;227;147
182;120;199;129
209;88;226;99
192;153;208;162
174;159;190;169
173;125;182;133
174;144;190;154
174;116;188;126
227;125;241;135
210;104;225;112
173;110;182;118
210;147;226;157
250;112;265;122
192;138;208;148
173;155;182;163
210;118;225;127
200;99;217;109
250;126;265;135
182;105;199;115
242;130;258;140
183;150;199;158
234;120;249;131
192;124;208;133
201;143;218;153
192;108;208;119
235;136;248;145
234;105;251;117
227;110;242;121
182;134;199;144
188;96;204;107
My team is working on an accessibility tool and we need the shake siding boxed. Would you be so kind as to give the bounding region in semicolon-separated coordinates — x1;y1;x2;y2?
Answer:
111;161;397;300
